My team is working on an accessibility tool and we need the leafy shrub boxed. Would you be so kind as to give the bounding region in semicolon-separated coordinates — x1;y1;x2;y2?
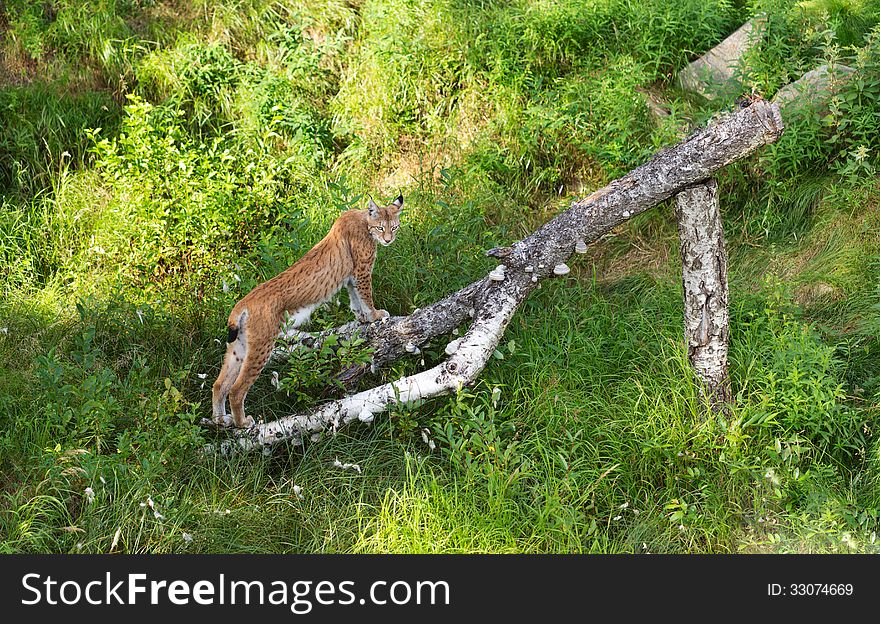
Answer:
757;28;880;178
238;73;334;164
724;21;880;242
34;299;204;455
137;39;243;130
281;334;373;406
833;26;880;177
735;285;867;457
87;95;315;295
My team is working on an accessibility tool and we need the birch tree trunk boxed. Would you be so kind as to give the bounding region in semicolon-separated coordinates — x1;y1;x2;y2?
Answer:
204;99;783;455
675;179;731;411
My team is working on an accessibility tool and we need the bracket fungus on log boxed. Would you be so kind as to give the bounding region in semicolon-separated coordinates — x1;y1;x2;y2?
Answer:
553;263;571;276
489;265;507;281
444;337;462;355
204;99;783;456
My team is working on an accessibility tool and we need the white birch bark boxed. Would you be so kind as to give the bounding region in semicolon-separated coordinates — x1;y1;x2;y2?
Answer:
675;179;731;411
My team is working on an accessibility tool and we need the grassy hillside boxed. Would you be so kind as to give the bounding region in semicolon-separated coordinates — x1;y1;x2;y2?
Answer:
1;0;878;553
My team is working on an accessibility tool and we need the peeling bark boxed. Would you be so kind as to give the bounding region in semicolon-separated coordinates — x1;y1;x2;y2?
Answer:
675;179;731;411
204;99;783;455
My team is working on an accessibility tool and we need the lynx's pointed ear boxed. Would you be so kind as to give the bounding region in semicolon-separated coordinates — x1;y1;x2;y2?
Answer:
392;194;403;212
367;196;380;218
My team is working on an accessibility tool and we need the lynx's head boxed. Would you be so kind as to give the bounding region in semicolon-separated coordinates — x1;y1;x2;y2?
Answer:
367;194;403;246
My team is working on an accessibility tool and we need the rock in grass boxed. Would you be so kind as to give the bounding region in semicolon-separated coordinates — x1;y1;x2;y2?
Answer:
677;18;765;100
772;64;856;112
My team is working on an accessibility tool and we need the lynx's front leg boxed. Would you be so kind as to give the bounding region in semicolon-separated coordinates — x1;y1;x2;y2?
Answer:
349;272;388;322
346;277;387;322
348;243;388;322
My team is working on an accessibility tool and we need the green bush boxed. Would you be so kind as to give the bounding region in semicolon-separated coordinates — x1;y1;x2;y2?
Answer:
87;95;314;295
281;334;373;406
735;285;866;457
32;298;205;459
137;39;243;130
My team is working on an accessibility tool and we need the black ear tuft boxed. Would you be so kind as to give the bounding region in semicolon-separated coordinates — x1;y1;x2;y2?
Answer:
368;196;380;218
393;194;404;209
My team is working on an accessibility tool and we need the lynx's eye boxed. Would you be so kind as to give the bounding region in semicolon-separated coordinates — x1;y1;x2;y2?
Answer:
375;226;385;233
391;224;399;231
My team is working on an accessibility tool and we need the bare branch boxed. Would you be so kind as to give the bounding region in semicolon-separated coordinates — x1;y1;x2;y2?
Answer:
205;291;520;455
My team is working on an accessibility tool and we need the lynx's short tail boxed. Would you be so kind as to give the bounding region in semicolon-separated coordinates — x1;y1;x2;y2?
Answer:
226;325;239;343
226;308;249;344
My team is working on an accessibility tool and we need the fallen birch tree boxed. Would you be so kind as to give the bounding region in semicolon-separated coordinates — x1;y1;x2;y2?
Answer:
204;98;784;455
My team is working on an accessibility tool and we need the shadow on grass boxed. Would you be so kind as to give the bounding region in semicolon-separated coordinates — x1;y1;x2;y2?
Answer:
0;82;122;198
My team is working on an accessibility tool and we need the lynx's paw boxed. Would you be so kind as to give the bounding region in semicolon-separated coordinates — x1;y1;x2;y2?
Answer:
371;309;390;322
212;414;235;428
236;415;255;428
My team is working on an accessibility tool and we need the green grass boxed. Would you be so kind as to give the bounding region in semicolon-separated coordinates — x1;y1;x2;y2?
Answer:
1;0;880;554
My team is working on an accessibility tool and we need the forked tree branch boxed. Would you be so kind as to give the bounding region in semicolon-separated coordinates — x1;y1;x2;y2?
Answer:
204;99;783;455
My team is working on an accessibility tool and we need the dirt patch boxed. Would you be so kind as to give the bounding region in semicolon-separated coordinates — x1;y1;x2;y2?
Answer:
589;231;675;283
0;10;106;92
0;46;39;86
794;280;844;306
376;134;455;193
0;8;40;88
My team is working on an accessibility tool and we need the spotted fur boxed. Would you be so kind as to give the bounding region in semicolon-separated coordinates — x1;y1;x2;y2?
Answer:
212;195;403;428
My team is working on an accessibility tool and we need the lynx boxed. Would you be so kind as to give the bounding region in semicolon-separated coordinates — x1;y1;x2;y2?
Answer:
211;195;403;428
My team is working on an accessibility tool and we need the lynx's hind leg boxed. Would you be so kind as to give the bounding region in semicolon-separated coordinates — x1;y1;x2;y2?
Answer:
211;348;242;427
211;309;249;427
229;310;281;427
228;320;277;428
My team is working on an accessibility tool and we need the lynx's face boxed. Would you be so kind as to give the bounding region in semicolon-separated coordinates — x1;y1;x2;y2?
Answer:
367;195;403;246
